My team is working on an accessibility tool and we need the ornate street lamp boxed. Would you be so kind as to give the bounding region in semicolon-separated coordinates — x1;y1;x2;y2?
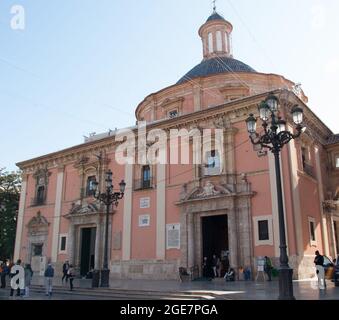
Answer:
92;170;126;287
246;93;304;300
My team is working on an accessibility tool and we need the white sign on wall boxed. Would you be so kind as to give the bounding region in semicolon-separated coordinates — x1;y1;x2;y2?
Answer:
139;215;150;227
140;197;150;209
166;224;180;249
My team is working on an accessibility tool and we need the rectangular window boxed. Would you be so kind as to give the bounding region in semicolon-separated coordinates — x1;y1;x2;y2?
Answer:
60;237;66;251
310;221;316;242
336;156;339;168
258;220;269;241
142;165;151;189
86;176;96;196
59;234;68;253
308;217;317;246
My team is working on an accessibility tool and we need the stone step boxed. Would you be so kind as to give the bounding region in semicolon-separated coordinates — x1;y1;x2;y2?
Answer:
29;284;228;300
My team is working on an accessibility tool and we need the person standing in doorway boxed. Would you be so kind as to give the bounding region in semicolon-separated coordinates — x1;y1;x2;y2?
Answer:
212;254;218;278
62;260;70;285
44;263;54;297
314;251;326;289
68;265;75;291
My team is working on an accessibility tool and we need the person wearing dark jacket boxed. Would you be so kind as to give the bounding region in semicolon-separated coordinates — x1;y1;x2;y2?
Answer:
0;263;7;288
62;261;69;285
44;263;54;296
314;251;326;289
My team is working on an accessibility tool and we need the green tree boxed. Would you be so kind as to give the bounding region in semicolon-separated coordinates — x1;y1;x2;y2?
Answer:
0;168;21;261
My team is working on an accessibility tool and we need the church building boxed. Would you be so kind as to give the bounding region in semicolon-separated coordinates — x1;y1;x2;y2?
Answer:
14;9;339;280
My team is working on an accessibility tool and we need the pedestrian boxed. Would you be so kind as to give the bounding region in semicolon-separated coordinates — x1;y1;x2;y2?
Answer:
0;263;6;288
9;259;24;298
224;268;235;282
44;263;54;297
212;254;218;278
62;260;70;285
314;250;326;289
68;265;75;291
24;264;33;297
264;256;273;281
202;257;209;278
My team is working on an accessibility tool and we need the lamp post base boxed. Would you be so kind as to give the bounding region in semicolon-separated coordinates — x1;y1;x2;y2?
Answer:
278;267;295;300
100;269;110;288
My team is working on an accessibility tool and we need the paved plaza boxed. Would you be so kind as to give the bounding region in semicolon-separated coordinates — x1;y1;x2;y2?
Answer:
0;276;338;300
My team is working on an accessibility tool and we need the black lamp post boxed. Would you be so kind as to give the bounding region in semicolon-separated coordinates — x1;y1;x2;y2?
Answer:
92;170;126;287
245;93;304;300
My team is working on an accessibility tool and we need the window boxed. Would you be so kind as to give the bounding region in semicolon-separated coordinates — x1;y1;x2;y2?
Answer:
336;156;339;168
206;150;220;169
308;217;317;246
258;220;269;241
86;176;96;196
216;31;222;51
59;234;67;253
142;165;151;189
204;150;221;176
253;216;273;246
60;237;66;251
36;186;45;205
225;32;229;52
168;110;178;118
208;32;213;53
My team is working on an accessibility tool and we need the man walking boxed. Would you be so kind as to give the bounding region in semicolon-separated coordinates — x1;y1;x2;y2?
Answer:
314;251;326;289
62;260;69;285
44;263;54;297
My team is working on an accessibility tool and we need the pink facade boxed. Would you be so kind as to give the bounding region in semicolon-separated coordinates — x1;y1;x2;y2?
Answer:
14;11;339;280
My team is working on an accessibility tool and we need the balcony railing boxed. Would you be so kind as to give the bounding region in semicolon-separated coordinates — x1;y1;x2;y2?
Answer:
30;196;46;207
134;177;154;191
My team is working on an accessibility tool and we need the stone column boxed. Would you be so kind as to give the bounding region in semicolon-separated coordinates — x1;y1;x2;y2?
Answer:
95;219;101;269
156;164;166;260
228;209;238;269
187;213;195;268
122;164;133;260
14;174;28;261
51;166;65;263
68;224;75;265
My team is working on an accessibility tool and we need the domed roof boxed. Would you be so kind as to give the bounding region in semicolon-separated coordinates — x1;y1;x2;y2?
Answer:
206;12;226;22
177;56;257;84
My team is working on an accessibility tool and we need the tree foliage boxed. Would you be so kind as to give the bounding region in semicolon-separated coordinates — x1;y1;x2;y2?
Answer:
0;168;21;261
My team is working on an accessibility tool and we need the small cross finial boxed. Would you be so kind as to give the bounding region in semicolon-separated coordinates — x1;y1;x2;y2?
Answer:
213;0;217;12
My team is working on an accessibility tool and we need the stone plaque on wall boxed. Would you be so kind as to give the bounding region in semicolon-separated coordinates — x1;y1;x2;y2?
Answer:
112;231;122;250
166;224;180;249
140;197;150;208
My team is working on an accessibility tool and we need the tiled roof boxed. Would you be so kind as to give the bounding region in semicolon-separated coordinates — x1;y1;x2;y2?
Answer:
177;56;257;84
326;134;339;145
206;12;226;22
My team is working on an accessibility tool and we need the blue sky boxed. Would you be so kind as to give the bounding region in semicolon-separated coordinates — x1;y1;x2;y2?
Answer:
0;0;338;172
